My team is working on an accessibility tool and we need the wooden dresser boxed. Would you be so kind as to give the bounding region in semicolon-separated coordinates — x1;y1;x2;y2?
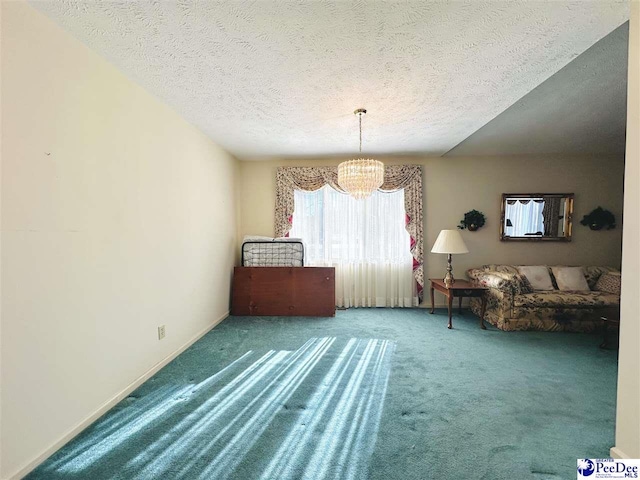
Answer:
231;267;335;317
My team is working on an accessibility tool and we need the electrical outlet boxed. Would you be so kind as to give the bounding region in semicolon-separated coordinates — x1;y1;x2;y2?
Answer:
158;325;166;340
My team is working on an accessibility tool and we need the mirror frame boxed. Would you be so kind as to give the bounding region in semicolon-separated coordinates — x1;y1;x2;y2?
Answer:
500;193;574;242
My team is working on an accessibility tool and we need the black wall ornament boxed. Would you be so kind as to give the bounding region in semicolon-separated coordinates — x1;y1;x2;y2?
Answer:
458;210;486;231
580;207;616;230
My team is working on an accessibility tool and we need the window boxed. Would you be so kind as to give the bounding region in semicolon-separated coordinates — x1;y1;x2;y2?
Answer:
290;185;416;307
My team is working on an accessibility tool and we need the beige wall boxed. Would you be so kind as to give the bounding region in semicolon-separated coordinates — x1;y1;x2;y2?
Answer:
239;155;624;284
1;3;239;478
613;0;640;460
0;2;3;476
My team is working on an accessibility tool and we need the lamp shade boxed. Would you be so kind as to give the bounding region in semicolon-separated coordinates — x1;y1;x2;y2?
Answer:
431;229;469;254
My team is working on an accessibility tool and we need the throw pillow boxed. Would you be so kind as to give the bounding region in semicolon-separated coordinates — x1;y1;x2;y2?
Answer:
595;272;622;295
550;266;590;291
517;266;555;291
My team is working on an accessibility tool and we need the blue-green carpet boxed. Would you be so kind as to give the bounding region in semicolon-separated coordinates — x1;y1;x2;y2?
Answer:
27;308;617;480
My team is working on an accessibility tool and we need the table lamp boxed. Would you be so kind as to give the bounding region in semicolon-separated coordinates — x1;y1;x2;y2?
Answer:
431;229;469;287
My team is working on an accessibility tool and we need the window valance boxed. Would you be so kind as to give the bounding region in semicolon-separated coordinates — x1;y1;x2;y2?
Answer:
275;165;424;292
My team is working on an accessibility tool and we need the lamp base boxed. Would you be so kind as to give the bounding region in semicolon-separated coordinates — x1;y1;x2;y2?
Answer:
443;254;455;287
443;272;455;287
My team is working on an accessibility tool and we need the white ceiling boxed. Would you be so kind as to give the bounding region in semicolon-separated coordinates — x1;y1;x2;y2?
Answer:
32;1;629;160
447;22;629;157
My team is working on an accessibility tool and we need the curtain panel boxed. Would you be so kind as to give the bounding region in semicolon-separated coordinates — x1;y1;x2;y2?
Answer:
274;165;424;293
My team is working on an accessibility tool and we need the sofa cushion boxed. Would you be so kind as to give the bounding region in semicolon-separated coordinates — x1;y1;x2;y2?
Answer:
551;266;590;291
515;274;534;294
469;267;533;294
595;272;622;295
517;266;555;291
514;291;620;308
481;265;520;274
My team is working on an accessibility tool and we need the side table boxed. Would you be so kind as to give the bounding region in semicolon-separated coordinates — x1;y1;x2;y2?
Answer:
429;278;487;329
600;316;620;349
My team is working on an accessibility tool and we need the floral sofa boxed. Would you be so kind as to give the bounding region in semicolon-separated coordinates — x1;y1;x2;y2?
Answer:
466;265;620;332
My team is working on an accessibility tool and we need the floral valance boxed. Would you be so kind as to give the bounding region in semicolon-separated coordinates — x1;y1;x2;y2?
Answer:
274;165;424;292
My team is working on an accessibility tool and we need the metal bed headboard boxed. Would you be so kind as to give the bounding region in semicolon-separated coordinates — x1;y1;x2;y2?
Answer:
241;240;305;267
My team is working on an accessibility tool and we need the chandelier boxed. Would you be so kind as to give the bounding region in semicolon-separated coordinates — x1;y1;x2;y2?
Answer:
337;109;384;199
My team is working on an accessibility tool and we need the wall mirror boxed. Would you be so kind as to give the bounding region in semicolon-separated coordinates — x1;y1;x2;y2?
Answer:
500;193;574;242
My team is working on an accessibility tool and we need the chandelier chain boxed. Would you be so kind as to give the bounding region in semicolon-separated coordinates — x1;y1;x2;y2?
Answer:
359;113;362;153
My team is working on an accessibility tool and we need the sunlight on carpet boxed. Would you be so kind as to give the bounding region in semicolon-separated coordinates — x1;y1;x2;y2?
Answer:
38;337;394;480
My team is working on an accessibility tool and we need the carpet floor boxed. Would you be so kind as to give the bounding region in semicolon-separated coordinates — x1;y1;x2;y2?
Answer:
27;308;617;480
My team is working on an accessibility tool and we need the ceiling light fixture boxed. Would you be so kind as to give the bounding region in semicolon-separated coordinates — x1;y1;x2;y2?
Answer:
338;108;384;200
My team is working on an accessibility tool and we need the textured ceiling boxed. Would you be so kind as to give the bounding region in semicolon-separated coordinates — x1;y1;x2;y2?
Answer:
32;1;629;160
447;22;629;157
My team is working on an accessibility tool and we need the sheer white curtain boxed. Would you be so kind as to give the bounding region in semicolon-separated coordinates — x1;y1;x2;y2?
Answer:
290;185;417;308
505;200;545;236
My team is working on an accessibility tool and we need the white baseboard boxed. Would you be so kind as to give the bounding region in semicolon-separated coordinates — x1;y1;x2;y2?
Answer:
610;446;631;459
8;311;229;480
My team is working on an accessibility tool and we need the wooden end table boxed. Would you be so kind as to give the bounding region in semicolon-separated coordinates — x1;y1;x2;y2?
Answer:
429;278;487;329
600;316;620;349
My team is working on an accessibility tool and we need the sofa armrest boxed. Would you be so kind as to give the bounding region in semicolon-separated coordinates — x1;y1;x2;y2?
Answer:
467;269;517;293
468;268;520;316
